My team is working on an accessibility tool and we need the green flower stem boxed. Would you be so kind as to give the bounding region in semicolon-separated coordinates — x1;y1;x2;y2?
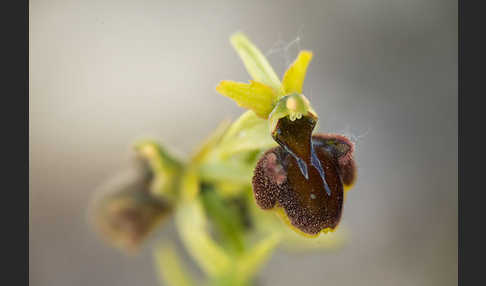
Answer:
175;199;231;277
154;243;195;286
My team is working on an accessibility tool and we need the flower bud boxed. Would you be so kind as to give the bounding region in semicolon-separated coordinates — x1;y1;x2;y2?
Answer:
93;166;171;252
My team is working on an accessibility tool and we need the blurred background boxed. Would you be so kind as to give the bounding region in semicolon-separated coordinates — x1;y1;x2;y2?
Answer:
29;0;457;285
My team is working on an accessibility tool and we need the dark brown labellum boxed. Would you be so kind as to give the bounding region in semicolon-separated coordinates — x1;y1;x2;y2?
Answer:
253;116;356;235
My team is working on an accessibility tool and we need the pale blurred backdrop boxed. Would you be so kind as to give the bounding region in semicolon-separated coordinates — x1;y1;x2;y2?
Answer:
29;0;457;285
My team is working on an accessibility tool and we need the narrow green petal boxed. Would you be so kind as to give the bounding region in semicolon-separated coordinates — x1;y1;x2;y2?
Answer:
154;243;194;286
282;51;313;95
230;33;282;93
216;80;277;118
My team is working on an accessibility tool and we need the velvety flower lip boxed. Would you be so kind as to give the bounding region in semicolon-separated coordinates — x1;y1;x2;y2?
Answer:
252;131;356;236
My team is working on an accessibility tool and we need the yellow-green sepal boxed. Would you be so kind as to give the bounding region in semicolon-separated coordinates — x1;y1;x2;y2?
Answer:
230;33;283;94
281;51;313;96
216;80;278;119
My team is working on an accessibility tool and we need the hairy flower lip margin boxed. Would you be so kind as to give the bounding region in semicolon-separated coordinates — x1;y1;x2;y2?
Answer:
252;133;356;236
